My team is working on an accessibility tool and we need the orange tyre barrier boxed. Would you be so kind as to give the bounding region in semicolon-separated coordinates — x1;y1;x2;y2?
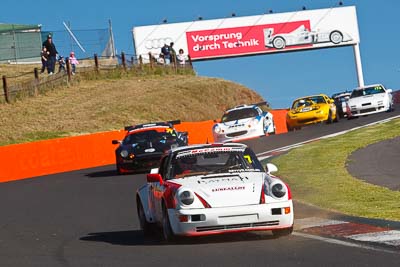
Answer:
0;111;288;183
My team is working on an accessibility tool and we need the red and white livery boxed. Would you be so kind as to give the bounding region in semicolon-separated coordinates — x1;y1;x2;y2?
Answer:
136;143;294;241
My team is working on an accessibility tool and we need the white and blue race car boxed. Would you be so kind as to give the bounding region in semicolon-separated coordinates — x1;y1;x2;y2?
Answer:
212;102;275;143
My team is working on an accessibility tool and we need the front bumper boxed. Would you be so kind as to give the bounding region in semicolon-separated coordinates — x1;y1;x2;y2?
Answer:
286;112;327;128
117;154;162;172
168;201;294;236
350;104;389;117
213;126;264;143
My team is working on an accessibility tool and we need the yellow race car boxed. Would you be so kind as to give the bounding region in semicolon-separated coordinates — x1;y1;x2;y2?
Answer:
286;94;339;131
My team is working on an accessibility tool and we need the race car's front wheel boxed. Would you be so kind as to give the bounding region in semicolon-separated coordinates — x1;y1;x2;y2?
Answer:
162;205;176;242
272;226;293;238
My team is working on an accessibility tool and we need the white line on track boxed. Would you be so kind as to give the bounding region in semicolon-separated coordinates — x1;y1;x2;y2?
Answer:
295;217;349;230
293;232;400;254
256;114;400;161
347;230;400;246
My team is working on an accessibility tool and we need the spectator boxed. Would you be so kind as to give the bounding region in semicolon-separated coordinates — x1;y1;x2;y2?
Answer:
40;46;49;74
69;52;79;75
176;49;186;66
58;55;66;73
42;34;58;74
169;42;176;64
157;53;165;65
161;43;171;64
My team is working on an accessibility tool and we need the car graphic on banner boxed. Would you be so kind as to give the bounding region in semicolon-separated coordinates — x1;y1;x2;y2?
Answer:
264;25;353;49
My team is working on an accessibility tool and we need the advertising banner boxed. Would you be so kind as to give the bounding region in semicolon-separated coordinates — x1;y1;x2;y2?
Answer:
133;6;359;61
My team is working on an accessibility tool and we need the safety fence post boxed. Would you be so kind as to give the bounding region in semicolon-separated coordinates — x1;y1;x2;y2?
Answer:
34;68;39;96
94;53;99;73
2;75;10;103
121;52;126;70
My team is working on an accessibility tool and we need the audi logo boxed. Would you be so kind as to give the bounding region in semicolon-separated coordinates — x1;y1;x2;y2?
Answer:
145;37;173;49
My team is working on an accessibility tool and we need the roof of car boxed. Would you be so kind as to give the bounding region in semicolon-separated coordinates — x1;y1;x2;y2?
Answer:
169;142;247;153
126;125;172;135
224;101;268;113
293;94;329;102
354;84;385;90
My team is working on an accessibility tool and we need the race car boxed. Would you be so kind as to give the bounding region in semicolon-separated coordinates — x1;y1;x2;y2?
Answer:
136;143;294;241
264;25;353;50
347;84;394;117
331;91;352;118
286;94;339;131
112;120;188;174
212;102;275;143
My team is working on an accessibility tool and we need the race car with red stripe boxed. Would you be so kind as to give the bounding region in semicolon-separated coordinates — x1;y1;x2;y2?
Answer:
136;143;294;241
112;120;188;174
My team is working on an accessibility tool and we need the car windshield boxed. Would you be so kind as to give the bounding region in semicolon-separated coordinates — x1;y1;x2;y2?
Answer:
171;147;263;178
123;129;176;145
351;86;386;98
221;108;258;122
292;96;326;109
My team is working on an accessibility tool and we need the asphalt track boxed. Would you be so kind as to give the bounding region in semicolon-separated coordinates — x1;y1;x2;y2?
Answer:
0;105;399;266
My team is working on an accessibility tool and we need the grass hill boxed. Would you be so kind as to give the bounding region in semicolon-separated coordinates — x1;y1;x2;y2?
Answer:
0;66;264;146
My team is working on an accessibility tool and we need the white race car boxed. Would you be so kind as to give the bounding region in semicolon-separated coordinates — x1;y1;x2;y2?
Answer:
264;25;353;50
212;102;275;143
347;84;394;117
136;143;294;241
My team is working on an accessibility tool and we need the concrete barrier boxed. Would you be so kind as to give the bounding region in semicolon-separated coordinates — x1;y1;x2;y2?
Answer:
0;110;288;183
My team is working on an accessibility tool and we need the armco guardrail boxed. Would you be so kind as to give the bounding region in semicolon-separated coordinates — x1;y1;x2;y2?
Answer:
0;111;288;183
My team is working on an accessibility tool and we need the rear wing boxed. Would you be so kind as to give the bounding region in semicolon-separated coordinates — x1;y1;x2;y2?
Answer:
124;120;181;131
233;101;269;109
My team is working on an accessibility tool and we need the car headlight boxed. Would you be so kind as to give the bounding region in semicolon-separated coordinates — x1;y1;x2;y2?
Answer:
214;125;222;134
271;183;286;198
248;118;257;128
179;190;194;205
120;150;129;158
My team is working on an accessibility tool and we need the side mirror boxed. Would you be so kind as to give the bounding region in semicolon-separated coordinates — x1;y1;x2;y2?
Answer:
265;163;278;174
345;96;350;101
387;89;393;94
112;140;120;145
147;173;163;184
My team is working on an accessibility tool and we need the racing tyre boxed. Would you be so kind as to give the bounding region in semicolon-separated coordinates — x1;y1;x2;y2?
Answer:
326;111;333;124
333;110;340;123
116;164;123;175
272;37;286;49
272;226;293;238
162;205;177;242
286;123;294;132
329;31;343;44
137;199;154;237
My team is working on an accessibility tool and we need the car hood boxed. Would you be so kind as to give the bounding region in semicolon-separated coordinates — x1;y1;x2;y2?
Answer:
348;93;388;105
219;117;258;127
171;171;264;208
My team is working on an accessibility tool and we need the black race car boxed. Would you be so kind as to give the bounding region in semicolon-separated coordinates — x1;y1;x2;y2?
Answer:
112;120;188;174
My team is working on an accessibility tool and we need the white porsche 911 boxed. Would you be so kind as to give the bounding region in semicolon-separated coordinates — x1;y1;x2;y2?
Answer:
136;143;294;241
212;103;275;143
347;84;394;117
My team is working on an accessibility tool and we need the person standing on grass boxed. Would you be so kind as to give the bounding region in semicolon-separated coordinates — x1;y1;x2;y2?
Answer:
42;34;58;74
40;46;49;73
69;52;79;74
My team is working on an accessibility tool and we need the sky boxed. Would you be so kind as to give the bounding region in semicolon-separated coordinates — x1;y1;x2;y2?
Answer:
2;0;400;108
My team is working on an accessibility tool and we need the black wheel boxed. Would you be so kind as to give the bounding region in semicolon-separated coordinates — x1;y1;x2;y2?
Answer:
162;205;176;242
116;163;123;175
286;123;294;132
272;37;286;49
329;31;343;44
272;226;293;238
326;111;333;124
333;110;340;123
137;199;154;237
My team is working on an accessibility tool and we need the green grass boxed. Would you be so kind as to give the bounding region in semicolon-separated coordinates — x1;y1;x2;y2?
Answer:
267;118;400;221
